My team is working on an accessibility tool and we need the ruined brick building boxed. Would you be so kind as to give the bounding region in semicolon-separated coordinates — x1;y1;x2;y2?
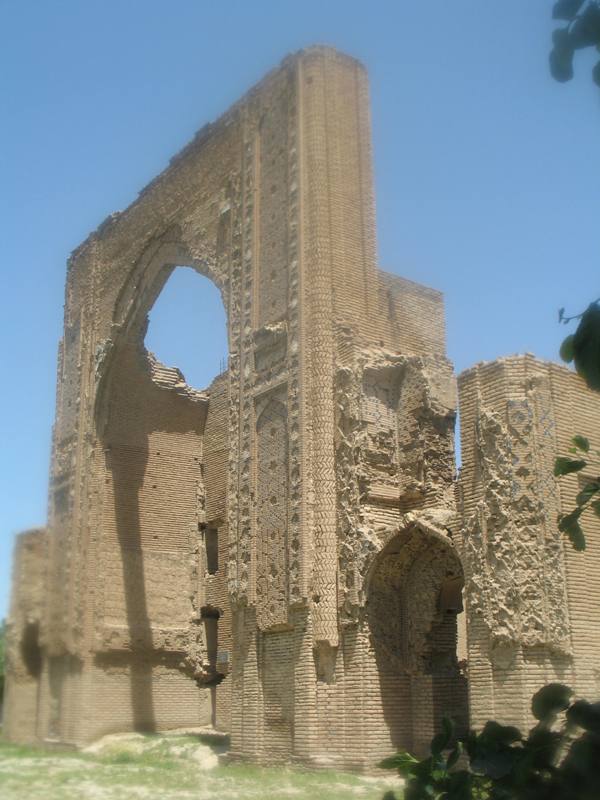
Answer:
4;47;600;769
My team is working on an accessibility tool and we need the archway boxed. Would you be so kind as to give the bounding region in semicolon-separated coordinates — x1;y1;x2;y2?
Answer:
367;524;469;755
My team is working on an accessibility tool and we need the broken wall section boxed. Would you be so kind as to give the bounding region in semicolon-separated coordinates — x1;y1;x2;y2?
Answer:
89;329;213;740
335;346;458;617
200;371;232;730
458;355;600;732
377;273;447;358
329;309;463;763
3;529;47;743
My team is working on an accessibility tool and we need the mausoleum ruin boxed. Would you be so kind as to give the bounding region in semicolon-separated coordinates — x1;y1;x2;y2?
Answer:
4;47;600;770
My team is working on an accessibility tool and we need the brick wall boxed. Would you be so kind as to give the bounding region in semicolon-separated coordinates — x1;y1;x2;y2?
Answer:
458;355;600;730
4;530;47;743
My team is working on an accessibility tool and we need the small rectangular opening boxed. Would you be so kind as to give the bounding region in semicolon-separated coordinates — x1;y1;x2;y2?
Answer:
201;608;219;666
205;617;218;664
205;527;219;575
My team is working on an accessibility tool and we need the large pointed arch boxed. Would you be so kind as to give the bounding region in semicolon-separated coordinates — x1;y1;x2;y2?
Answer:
91;238;231;733
94;237;229;430
366;519;469;755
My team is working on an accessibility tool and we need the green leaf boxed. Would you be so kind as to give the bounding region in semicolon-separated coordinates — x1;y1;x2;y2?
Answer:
479;720;522;747
567;700;600;734
379;751;419;774
572;434;590;452
446;771;475;800
413;756;436;783
554;456;587;476
592;499;600;518
570;5;600;49
430;766;447;782
552;0;585;21
553;27;572;47
463;730;479;761
573;302;600;391
524;728;563;769
430;733;448;757
560;334;576;362
531;683;573;722
430;717;455;756
446;741;463;771
576;480;600;506
550;43;575;82
442;716;455;740
560;733;600;790
471;750;516;780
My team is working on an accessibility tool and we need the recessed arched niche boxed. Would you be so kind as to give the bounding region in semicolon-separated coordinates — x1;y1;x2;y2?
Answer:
366;524;469;755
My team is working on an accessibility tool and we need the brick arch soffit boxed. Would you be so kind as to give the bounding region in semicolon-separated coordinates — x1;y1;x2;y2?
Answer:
364;518;464;671
93;236;229;435
363;517;464;597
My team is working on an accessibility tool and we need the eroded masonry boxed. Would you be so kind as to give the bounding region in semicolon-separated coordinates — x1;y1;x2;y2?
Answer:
5;47;600;769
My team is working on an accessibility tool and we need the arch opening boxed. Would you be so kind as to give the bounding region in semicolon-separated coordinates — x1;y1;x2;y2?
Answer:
367;526;469;755
144;266;228;391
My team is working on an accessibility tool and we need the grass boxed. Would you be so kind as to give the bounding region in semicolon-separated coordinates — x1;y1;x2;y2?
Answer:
0;734;403;800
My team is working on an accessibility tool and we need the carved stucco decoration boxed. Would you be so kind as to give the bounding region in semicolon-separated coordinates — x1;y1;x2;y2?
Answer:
256;392;289;629
334;350;457;622
367;518;463;675
462;385;571;659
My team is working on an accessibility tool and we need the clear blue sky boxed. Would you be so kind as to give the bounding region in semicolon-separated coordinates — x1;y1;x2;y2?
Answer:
1;1;598;619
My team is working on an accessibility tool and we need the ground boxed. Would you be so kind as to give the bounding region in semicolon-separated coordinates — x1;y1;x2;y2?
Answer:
0;732;403;800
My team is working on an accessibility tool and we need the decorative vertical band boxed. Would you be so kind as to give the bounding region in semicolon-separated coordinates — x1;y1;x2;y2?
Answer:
300;51;339;647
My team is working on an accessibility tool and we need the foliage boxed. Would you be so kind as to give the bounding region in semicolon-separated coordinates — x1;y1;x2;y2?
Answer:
549;1;600;86
559;301;600;392
550;4;600;548
553;435;600;551
380;684;600;800
552;300;600;551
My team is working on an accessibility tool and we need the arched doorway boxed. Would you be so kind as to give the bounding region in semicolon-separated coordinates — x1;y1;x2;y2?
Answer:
367;524;469;755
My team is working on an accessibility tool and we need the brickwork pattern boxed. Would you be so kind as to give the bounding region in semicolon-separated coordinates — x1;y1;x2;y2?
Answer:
3;530;47;743
458;355;600;730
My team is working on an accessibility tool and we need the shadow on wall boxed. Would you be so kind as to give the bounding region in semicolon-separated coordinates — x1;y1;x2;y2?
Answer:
367;525;469;755
101;266;227;733
108;415;155;732
21;622;43;680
